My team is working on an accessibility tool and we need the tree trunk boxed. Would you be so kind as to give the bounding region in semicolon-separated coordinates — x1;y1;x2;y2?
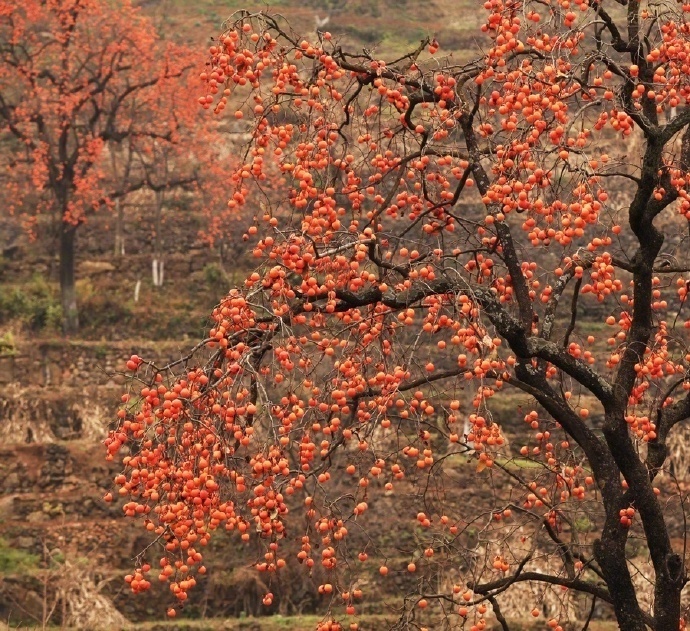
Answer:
59;223;79;334
593;538;648;631
152;259;164;287
110;142;129;257
152;189;164;287
113;197;125;256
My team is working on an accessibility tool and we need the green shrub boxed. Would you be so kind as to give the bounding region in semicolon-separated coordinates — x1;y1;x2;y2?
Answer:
0;538;39;574
203;262;227;287
0;274;62;331
0;330;16;355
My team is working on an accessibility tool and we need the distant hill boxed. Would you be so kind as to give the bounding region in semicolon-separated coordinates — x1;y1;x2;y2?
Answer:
137;0;482;60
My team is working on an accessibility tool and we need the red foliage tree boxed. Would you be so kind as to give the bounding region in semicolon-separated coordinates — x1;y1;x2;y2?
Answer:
110;4;690;629
0;0;195;333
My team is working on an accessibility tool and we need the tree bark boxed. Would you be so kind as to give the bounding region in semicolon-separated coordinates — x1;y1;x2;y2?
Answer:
59;222;79;334
113;197;125;256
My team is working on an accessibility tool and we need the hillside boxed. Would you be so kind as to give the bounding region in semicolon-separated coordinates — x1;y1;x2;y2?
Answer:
147;0;483;60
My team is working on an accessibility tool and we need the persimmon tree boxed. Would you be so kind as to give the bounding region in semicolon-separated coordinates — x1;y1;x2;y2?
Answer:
0;0;194;333
109;2;690;629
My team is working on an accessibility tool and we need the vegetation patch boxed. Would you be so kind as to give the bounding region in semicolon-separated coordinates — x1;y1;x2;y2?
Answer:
0;538;39;575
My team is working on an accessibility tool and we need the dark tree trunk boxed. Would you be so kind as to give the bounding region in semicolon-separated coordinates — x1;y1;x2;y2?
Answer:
59;222;79;334
593;538;648;631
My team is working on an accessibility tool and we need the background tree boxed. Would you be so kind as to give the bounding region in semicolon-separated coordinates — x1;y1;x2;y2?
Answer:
126;72;229;288
109;3;690;630
0;0;193;333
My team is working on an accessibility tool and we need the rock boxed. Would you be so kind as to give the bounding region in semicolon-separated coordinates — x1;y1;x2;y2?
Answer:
15;536;35;549
26;511;45;523
38;444;71;488
2;472;20;493
0;356;15;384
79;260;116;275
